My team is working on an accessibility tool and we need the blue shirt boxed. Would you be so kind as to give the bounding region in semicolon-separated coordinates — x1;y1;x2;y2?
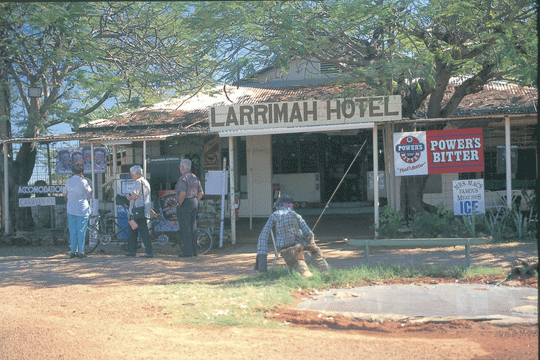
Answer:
63;175;93;217
257;209;314;255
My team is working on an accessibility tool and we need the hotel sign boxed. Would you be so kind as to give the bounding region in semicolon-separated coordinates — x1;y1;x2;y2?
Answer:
209;95;401;132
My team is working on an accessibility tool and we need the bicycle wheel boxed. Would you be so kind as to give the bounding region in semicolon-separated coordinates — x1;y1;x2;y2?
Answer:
85;223;101;253
156;234;169;245
196;228;213;255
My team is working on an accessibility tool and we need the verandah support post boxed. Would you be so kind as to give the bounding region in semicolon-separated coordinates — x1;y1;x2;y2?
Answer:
143;140;147;178
90;143;95;200
373;124;379;238
228;136;236;244
3;142;9;234
504;116;512;209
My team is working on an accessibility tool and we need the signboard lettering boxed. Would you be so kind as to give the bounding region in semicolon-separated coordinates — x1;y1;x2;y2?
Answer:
19;197;57;207
394;128;484;176
453;179;485;215
210;96;402;131
18;185;65;194
393;132;428;176
427;128;484;174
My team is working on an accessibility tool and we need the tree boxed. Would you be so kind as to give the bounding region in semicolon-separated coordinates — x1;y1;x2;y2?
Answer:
188;0;537;216
0;2;221;231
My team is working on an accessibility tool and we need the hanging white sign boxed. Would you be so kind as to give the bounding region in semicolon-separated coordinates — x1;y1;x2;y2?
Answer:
393;131;428;176
19;197;56;207
452;179;485;216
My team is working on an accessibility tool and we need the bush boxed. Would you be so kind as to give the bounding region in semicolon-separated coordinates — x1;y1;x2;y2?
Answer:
375;206;404;238
411;203;460;238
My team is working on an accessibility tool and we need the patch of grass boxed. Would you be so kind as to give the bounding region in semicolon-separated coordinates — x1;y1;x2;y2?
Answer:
153;264;521;328
153;278;294;328
463;266;506;278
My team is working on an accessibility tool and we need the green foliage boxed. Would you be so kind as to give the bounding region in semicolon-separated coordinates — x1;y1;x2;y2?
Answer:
375;206;404;238
2;1;223;135
463;266;507;278
462;213;479;238
188;0;537;99
461;209;500;239
411;204;459;238
477;212;504;241
461;205;537;242
509;205;527;239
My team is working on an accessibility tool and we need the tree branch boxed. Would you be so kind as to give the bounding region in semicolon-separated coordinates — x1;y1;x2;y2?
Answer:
440;62;501;118
7;62;30;111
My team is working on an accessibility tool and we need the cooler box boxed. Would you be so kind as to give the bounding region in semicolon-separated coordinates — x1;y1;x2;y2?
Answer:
116;205;130;239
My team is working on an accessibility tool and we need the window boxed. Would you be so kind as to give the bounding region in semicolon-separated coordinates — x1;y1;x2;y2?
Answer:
320;62;340;74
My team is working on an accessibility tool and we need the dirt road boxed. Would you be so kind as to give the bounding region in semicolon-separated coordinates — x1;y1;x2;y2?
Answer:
0;239;537;360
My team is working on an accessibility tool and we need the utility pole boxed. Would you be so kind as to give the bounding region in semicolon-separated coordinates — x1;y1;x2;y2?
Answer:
0;57;11;230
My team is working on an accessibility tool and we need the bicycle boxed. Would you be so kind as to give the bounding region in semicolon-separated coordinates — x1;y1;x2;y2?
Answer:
154;192;214;255
164;222;214;255
85;208;213;255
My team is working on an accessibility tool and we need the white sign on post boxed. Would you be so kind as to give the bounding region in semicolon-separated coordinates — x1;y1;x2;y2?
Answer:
452;179;485;216
205;170;229;195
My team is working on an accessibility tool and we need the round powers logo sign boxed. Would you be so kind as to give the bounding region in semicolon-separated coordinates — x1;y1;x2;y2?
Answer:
395;136;425;164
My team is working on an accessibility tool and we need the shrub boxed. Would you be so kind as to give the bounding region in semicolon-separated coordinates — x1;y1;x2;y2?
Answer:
375;206;404;238
411;203;459;238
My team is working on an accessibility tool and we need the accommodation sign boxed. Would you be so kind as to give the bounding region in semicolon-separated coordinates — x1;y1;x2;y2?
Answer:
209;95;401;131
394;128;484;176
18;185;65;194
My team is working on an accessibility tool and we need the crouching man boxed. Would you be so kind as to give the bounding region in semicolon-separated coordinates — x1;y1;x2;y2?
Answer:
255;195;329;277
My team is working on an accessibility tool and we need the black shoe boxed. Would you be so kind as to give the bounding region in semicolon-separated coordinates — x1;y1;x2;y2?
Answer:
70;252;76;259
124;252;136;257
178;254;192;258
77;253;87;258
140;253;154;258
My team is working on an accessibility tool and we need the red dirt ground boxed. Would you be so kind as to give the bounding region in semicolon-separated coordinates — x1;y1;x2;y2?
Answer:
0;218;537;359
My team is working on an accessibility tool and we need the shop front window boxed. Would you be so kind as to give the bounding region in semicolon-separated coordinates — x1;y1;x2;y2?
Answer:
462;148;537;190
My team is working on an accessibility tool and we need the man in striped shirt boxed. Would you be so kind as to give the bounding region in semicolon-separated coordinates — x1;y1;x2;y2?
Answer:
255;194;329;277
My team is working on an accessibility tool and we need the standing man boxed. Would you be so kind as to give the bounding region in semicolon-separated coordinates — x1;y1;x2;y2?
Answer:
125;165;153;258
175;158;204;257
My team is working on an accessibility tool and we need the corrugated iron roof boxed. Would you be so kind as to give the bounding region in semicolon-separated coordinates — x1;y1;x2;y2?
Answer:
77;83;375;132
80;81;536;131
2;125;209;144
4;80;536;144
416;82;537;118
1;132;94;144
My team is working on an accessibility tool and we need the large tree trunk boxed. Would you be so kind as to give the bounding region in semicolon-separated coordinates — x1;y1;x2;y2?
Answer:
9;91;43;231
10;140;38;231
400;175;428;217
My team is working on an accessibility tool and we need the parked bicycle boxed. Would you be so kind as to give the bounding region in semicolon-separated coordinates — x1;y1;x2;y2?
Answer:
166;225;214;255
84;207;213;255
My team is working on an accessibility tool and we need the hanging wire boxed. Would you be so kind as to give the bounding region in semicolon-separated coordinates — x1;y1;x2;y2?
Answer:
312;138;368;232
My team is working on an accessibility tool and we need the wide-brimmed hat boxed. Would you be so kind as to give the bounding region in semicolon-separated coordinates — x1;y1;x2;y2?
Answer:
274;194;294;209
